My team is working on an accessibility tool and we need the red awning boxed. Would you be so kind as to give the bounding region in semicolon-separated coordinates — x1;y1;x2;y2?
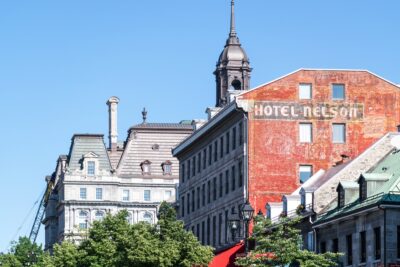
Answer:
209;242;245;267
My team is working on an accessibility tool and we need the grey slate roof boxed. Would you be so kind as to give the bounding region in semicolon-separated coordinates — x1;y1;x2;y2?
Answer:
68;134;112;172
130;123;194;131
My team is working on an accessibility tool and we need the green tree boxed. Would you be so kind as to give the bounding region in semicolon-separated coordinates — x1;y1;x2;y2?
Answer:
0;253;23;267
235;217;340;267
0;236;45;267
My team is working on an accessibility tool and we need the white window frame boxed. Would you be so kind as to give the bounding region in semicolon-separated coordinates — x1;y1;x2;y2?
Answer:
299;123;312;143
164;190;172;200
332;84;345;100
299;165;313;184
94;210;104;221
142;212;153;224
122;189;130;201
144;190;151;201
299;83;312;100
87;161;95;176
332;123;346;143
95;188;103;200
80;188;87;200
78;210;89;229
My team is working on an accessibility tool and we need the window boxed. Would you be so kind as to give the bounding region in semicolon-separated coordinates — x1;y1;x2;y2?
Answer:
225;170;229;194
238;160;243;187
181;196;185;217
219;213;223;245
231;166;236;191
80;188;87;200
299;123;312;143
219;174;223;198
206;217;210;245
94;211;104;221
220;136;224;158
96;188;103;200
122;189;130;201
144;190;151;201
202;184;206;206
225;210;229;243
201;221;205;244
307;231;314;251
192;190;195;212
196;224;200;240
212;216;217;246
78;210;88;229
299;83;312;99
187;160;191;179
332;84;345;100
239;122;244;145
360;231;366;263
187;193;190;214
214;141;218;162
196;187;200;209
192;157;196;176
320;241;326;253
299;165;312;183
333;123;346;143
376;227;381;260
203;149;206;170
87;161;95;176
346;234;353;265
141;160;151;174
164;190;172;200
208;145;212;166
162;162;172;175
181;163;185;183
207;181;211;204
226;132;230;154
213;177;217;201
232;127;237;150
332;238;339;253
143;212;152;224
197;153;201;174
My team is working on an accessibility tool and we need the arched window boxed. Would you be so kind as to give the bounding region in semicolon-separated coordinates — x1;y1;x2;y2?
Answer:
140;160;151;174
162;161;172;175
78;211;89;229
142;212;153;224
94;211;104;221
231;80;241;90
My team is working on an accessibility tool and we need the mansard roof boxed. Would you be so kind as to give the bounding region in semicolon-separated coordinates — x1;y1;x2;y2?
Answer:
130;122;194;131
67;134;112;172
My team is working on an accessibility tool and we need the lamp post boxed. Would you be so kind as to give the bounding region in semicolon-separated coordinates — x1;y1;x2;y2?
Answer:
240;200;254;253
228;211;240;241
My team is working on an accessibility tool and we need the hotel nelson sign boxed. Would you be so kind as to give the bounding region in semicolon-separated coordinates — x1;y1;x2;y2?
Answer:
251;101;364;121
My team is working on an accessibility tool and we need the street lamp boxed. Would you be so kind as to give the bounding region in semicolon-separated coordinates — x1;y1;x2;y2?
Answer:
240;200;254;253
228;211;240;241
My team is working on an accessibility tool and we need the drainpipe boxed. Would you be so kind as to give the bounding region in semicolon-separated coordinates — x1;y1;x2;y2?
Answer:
244;112;249;202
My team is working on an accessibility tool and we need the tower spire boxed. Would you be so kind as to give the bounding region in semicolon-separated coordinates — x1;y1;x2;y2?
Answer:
230;0;236;37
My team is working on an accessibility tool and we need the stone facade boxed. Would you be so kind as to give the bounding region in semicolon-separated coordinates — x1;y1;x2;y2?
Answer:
43;100;193;251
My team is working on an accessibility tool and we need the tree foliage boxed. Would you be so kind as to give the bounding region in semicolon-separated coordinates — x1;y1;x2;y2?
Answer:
235;216;340;267
0;236;45;267
2;202;213;267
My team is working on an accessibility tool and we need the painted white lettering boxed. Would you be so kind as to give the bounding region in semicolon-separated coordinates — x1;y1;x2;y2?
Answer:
304;106;312;118
254;105;264;116
281;106;289;117
313;106;321;117
321;106;329;118
273;106;280;117
291;106;298;117
264;105;273;116
339;107;348;118
330;106;338;118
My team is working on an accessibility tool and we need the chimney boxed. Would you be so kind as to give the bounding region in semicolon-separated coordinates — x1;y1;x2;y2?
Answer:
107;96;120;151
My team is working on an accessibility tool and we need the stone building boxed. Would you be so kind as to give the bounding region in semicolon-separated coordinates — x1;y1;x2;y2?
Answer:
43;97;193;251
173;0;400;253
313;134;400;266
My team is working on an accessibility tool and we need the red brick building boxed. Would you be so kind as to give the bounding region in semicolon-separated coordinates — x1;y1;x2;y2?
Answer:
173;0;400;256
238;69;400;213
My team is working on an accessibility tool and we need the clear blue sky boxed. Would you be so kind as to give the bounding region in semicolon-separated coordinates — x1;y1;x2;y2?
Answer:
0;0;399;251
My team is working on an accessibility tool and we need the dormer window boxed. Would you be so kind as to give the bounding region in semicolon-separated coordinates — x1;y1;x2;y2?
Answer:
82;152;99;177
162;161;172;175
87;161;95;176
141;160;151;174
